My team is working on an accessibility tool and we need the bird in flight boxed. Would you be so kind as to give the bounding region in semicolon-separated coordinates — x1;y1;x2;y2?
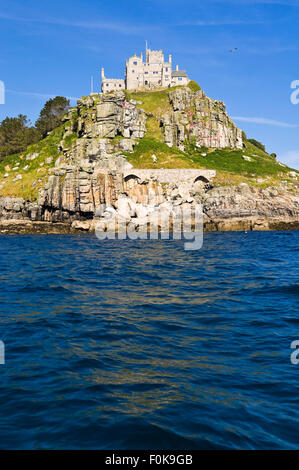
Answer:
229;48;238;53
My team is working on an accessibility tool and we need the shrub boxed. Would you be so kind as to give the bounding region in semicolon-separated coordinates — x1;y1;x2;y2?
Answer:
247;138;266;152
187;81;201;92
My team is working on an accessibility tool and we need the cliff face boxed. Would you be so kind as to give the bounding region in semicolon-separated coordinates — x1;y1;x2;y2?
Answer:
1;172;298;233
162;87;243;150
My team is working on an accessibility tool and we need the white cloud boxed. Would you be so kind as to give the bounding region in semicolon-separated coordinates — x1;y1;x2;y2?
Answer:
180;19;269;26
6;89;79;102
213;0;299;5
0;11;151;35
278;150;299;170
232;116;298;128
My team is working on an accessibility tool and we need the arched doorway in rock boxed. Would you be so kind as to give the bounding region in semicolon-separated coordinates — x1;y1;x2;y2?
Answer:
124;174;141;191
193;175;211;192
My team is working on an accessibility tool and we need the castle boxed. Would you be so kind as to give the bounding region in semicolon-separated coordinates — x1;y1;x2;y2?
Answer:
101;47;190;93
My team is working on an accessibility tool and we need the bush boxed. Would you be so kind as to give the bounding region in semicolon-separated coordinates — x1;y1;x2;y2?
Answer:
187;81;201;92
247;138;266;153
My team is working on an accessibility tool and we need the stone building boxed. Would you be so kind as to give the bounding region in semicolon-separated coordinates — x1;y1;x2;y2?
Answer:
101;47;190;92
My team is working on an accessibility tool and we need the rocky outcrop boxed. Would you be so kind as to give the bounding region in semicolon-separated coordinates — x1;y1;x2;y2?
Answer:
202;183;299;231
161;87;243;150
76;92;146;140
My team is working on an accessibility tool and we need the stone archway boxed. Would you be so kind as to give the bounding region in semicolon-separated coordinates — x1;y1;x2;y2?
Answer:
194;175;210;184
193;175;211;192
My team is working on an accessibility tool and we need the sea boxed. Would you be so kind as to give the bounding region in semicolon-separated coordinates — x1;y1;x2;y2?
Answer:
0;231;298;449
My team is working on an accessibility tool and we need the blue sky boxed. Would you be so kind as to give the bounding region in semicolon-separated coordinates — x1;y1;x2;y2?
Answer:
1;0;299;168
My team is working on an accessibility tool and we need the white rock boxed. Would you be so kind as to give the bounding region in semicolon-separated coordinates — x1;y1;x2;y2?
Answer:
135;203;149;218
116;197;135;218
71;220;92;231
3;173;9;178
152;154;157;164
123;161;133;170
26;153;39;161
242;155;252;162
13;174;22;182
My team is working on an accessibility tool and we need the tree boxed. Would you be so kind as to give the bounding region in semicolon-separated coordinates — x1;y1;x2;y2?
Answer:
35;96;70;138
0;114;40;158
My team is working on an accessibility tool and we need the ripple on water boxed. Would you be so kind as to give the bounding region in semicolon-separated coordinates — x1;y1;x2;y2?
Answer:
0;231;298;449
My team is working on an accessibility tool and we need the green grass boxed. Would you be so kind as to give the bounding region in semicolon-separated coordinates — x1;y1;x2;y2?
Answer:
124;138;195;169
187;80;201;92
189;147;292;177
126;86;185;118
62;132;77;149
0;124;65;199
145;116;164;140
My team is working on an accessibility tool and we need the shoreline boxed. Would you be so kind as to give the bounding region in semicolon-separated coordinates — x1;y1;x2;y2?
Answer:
0;217;298;235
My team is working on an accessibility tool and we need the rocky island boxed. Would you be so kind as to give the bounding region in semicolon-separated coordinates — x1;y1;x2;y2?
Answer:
0;48;298;234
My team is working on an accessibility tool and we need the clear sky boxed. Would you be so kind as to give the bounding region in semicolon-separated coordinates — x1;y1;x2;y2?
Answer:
1;0;299;169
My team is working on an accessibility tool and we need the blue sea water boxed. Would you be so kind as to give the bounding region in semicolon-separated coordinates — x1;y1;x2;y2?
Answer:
0;231;298;450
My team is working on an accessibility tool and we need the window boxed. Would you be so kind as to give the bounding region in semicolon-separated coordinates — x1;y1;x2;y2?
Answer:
119;84;122;87
165;76;169;79
106;84;109;86
132;69;135;73
178;77;182;81
145;72;148;75
165;68;168;72
133;61;137;65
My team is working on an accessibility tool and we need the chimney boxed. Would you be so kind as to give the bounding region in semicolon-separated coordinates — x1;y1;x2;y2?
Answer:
176;65;179;71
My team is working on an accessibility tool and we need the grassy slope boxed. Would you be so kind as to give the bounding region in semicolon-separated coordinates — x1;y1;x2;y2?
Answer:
124;138;294;184
0;125;65;199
